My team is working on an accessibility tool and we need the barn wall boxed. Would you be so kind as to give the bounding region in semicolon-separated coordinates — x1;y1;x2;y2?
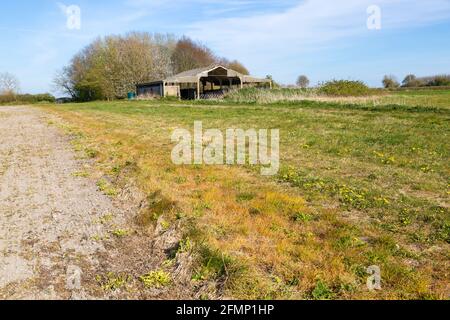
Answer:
164;85;180;97
137;83;163;97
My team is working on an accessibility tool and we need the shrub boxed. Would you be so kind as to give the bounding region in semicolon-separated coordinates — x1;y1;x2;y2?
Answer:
402;74;423;88
382;75;400;89
318;80;372;97
0;93;56;104
396;74;450;88
427;75;450;87
0;92;16;104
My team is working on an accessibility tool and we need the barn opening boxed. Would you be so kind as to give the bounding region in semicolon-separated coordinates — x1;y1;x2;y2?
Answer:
136;65;272;100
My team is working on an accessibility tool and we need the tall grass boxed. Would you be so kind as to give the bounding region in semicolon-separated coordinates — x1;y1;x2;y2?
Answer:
224;80;382;104
222;87;449;109
224;88;315;104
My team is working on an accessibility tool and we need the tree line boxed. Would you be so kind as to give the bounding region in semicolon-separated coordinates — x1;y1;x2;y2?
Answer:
54;32;250;101
382;74;450;89
293;74;450;89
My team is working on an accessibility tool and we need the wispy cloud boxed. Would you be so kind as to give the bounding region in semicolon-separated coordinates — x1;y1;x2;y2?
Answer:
188;0;450;50
185;0;450;79
2;0;449;92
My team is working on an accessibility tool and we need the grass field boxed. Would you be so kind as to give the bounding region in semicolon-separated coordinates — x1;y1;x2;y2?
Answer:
224;88;450;109
38;90;449;299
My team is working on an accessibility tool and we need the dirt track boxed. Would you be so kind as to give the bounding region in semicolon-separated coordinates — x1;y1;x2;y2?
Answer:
0;106;124;299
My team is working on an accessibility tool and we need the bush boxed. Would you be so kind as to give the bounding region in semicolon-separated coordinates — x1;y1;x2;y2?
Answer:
0;93;56;104
318;80;372;97
398;74;450;88
427;75;450;87
0;92;16;104
18;93;56;103
382;75;400;89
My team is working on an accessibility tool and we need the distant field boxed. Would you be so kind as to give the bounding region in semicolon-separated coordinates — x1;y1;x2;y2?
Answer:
39;90;449;299
224;88;450;109
383;89;450;108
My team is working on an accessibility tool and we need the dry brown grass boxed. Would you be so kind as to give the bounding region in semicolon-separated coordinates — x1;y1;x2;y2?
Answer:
37;98;449;300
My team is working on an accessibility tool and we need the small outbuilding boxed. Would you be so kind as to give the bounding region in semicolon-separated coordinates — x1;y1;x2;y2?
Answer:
136;65;272;100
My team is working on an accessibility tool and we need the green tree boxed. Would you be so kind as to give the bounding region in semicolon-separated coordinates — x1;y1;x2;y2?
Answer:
54;33;175;100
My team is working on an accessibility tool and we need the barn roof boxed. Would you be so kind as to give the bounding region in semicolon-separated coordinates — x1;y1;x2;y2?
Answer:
163;65;271;84
136;65;271;88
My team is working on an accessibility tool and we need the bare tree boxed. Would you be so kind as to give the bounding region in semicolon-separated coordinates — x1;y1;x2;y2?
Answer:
224;60;249;75
0;72;20;94
296;75;310;88
54;33;175;100
171;36;217;74
54;32;248;101
53;67;77;97
402;74;422;87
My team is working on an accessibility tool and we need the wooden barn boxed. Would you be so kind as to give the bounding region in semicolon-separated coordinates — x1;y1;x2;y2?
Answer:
136;65;272;100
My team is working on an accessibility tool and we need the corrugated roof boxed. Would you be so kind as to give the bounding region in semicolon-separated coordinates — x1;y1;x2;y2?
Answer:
169;65;223;78
163;64;270;84
137;65;271;87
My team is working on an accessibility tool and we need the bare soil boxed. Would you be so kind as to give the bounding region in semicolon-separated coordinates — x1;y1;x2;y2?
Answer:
0;106;197;300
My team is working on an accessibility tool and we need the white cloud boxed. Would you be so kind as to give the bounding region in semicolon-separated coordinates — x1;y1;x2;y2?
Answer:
185;0;450;79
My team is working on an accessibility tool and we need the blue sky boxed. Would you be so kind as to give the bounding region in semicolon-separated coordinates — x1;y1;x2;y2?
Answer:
0;0;449;94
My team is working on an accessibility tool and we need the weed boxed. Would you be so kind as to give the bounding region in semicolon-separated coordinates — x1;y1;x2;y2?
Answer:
97;213;114;224
85;148;98;158
139;270;172;288
193;246;234;281
291;212;313;222
111;229;129;237
236;192;256;203
178;237;192;254
71;171;89;178
138;191;177;226
96;179;118;196
311;280;335;300
96;272;130;291
175;176;187;184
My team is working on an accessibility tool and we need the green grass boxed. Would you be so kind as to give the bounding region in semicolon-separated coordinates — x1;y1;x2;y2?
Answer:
96;179;118;196
38;89;450;299
381;89;450;108
111;229;130;237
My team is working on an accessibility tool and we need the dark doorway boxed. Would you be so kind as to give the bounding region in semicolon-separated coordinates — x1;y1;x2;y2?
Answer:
180;89;196;100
